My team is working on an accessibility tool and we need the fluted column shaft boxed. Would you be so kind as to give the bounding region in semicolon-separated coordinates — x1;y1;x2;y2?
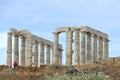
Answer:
40;42;44;65
103;39;109;59
34;41;38;67
74;29;80;65
98;37;103;62
46;44;50;64
86;32;92;64
26;36;32;66
53;32;59;65
6;32;12;66
59;46;63;65
14;34;19;64
66;31;72;66
92;34;97;62
20;36;25;66
81;31;86;65
52;47;54;64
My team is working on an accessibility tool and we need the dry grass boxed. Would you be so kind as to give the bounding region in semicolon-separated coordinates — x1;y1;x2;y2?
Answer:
0;58;120;80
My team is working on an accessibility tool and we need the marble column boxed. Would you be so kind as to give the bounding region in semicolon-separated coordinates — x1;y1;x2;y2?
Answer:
46;44;50;64
103;38;109;59
80;31;86;65
6;32;12;66
98;36;103;62
59;46;63;65
53;32;59;65
40;42;44;65
52;47;54;64
25;35;33;66
66;31;72;66
74;29;80;65
34;41;38;67
86;32;92;64
14;34;19;64
92;34;97;63
20;36;25;66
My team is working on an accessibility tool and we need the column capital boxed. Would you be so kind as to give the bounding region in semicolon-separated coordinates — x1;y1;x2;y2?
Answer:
97;36;103;40
13;34;18;37
92;34;97;37
7;32;12;35
80;30;87;33
103;38;110;42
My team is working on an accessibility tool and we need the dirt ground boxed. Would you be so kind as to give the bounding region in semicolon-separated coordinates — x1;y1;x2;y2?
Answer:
0;59;120;80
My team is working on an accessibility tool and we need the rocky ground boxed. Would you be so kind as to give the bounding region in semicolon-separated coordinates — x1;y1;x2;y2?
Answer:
0;60;120;80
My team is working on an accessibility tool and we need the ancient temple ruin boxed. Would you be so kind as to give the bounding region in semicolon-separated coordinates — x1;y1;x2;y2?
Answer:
6;28;62;67
53;26;109;66
6;26;109;67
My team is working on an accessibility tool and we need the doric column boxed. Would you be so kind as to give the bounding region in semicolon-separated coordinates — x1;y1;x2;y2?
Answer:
66;31;73;66
53;32;59;65
92;34;97;63
103;38;109;59
33;41;38;67
46;44;50;64
40;42;44;65
20;36;25;66
86;32;92;64
74;29;80;65
6;32;12;66
52;47;54;64
59;46;63;65
97;36;103;62
14;34;19;64
25;34;33;66
80;31;86;65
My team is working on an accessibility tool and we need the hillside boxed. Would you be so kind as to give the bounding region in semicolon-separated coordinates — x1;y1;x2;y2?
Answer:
0;58;120;80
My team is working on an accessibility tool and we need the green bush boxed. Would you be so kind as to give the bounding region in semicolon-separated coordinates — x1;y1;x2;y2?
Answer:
44;72;108;80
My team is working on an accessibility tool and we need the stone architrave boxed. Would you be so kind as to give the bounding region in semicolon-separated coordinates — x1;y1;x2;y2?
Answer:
66;31;73;66
20;36;25;66
92;34;97;63
74;29;80;65
14;34;19;64
25;35;33;66
34;41;38;67
103;38;109;59
53;32;59;65
80;31;86;65
6;32;12;66
98;36;103;62
46;44;50;64
86;32;92;64
40;42;44;65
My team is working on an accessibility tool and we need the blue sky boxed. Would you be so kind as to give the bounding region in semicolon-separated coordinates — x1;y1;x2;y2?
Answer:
0;0;120;65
